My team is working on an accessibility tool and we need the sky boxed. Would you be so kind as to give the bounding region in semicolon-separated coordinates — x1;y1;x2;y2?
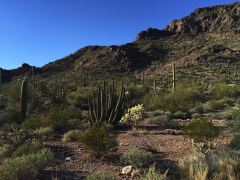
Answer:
0;0;238;69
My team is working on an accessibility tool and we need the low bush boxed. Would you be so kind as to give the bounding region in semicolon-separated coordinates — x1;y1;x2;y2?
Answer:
78;123;117;157
140;165;168;180
209;83;240;100
0;149;53;180
121;148;155;168
160;85;204;113
36;126;53;137
11;140;43;158
179;148;240;180
229;134;240;151
182;119;220;142
86;170;116;180
3;109;22;124
62;130;81;142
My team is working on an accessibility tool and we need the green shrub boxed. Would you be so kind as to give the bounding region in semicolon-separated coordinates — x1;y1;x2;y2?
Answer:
21;115;43;130
69;86;94;110
230;134;240;151
78;123;117;157
86;171;116;180
160;85;204;113
3;109;22;124
191;113;202;119
0;149;53;180
182;119;220;142
209;83;240;100
22;107;79;131
179;148;240;180
173;111;188;119
121;148;155;168
11;140;43;158
0;144;14;159
42;106;79;131
62;130;81;142
36;126;53;137
140;165;168;180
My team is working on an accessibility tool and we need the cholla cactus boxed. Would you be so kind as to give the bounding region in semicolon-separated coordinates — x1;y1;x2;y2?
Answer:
121;104;144;126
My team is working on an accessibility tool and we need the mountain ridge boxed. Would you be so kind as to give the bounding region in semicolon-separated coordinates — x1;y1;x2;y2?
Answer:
1;2;240;82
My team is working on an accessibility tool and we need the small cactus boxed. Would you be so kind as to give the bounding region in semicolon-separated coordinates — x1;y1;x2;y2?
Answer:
20;78;28;119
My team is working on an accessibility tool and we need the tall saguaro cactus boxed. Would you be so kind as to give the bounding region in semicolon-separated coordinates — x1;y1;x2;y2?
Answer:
172;62;176;92
20;78;28;119
88;81;125;127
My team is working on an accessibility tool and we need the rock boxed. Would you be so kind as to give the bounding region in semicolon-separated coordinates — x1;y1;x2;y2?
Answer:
121;165;133;175
65;157;72;161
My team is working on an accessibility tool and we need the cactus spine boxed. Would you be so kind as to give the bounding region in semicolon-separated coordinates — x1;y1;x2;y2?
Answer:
172;62;176;92
88;81;125;126
20;78;28;119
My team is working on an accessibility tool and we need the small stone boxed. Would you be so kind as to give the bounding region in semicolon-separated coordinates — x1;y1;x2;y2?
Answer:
65;157;72;161
121;165;133;175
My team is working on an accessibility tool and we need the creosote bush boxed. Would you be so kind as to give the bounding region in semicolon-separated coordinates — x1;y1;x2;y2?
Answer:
182;119;220;142
86;170;116;180
140;165;168;180
78;123;117;157
0;149;53;180
121;148;155;168
62;130;81;142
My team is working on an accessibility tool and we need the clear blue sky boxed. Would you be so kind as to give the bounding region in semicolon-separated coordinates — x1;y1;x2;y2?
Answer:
0;0;238;69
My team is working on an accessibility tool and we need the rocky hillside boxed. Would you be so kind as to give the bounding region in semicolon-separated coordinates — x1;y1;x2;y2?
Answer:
1;2;240;82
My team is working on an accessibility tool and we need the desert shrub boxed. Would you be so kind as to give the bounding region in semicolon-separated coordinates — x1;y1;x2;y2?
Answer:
182;119;220;142
173;111;188;119
224;107;240;132
159;85;204;113
128;127;147;136
202;100;226;112
121;104;144;126
191;113;202;119
179;148;240;180
36;126;53;137
11;140;43;158
126;85;150;107
69;86;95;110
0;149;53;180
121;148;155;168
230;134;240;151
0;95;6;109
209;83;240;100
0;144;14;159
42;106;79;131
22;107;79;131
140;165;168;180
3;109;22;124
1;80;21;104
21;115;44;130
189;106;204;114
179;151;209;180
78;123;117;157
62;130;81;142
86;170;116;180
142;93;161;111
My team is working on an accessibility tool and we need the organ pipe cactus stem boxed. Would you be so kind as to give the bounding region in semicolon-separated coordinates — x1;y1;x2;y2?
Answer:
88;81;125;127
172;62;176;92
20;78;28;119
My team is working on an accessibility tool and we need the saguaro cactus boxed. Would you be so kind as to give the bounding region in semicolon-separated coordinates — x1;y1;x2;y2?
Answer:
20;78;28;119
172;62;176;92
88;81;125;127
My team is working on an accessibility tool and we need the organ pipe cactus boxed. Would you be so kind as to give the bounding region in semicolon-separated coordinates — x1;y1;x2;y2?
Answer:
172;62;176;92
20;78;28;119
88;81;125;127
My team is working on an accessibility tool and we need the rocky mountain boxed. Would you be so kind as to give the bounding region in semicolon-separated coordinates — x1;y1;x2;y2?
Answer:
1;2;240;82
